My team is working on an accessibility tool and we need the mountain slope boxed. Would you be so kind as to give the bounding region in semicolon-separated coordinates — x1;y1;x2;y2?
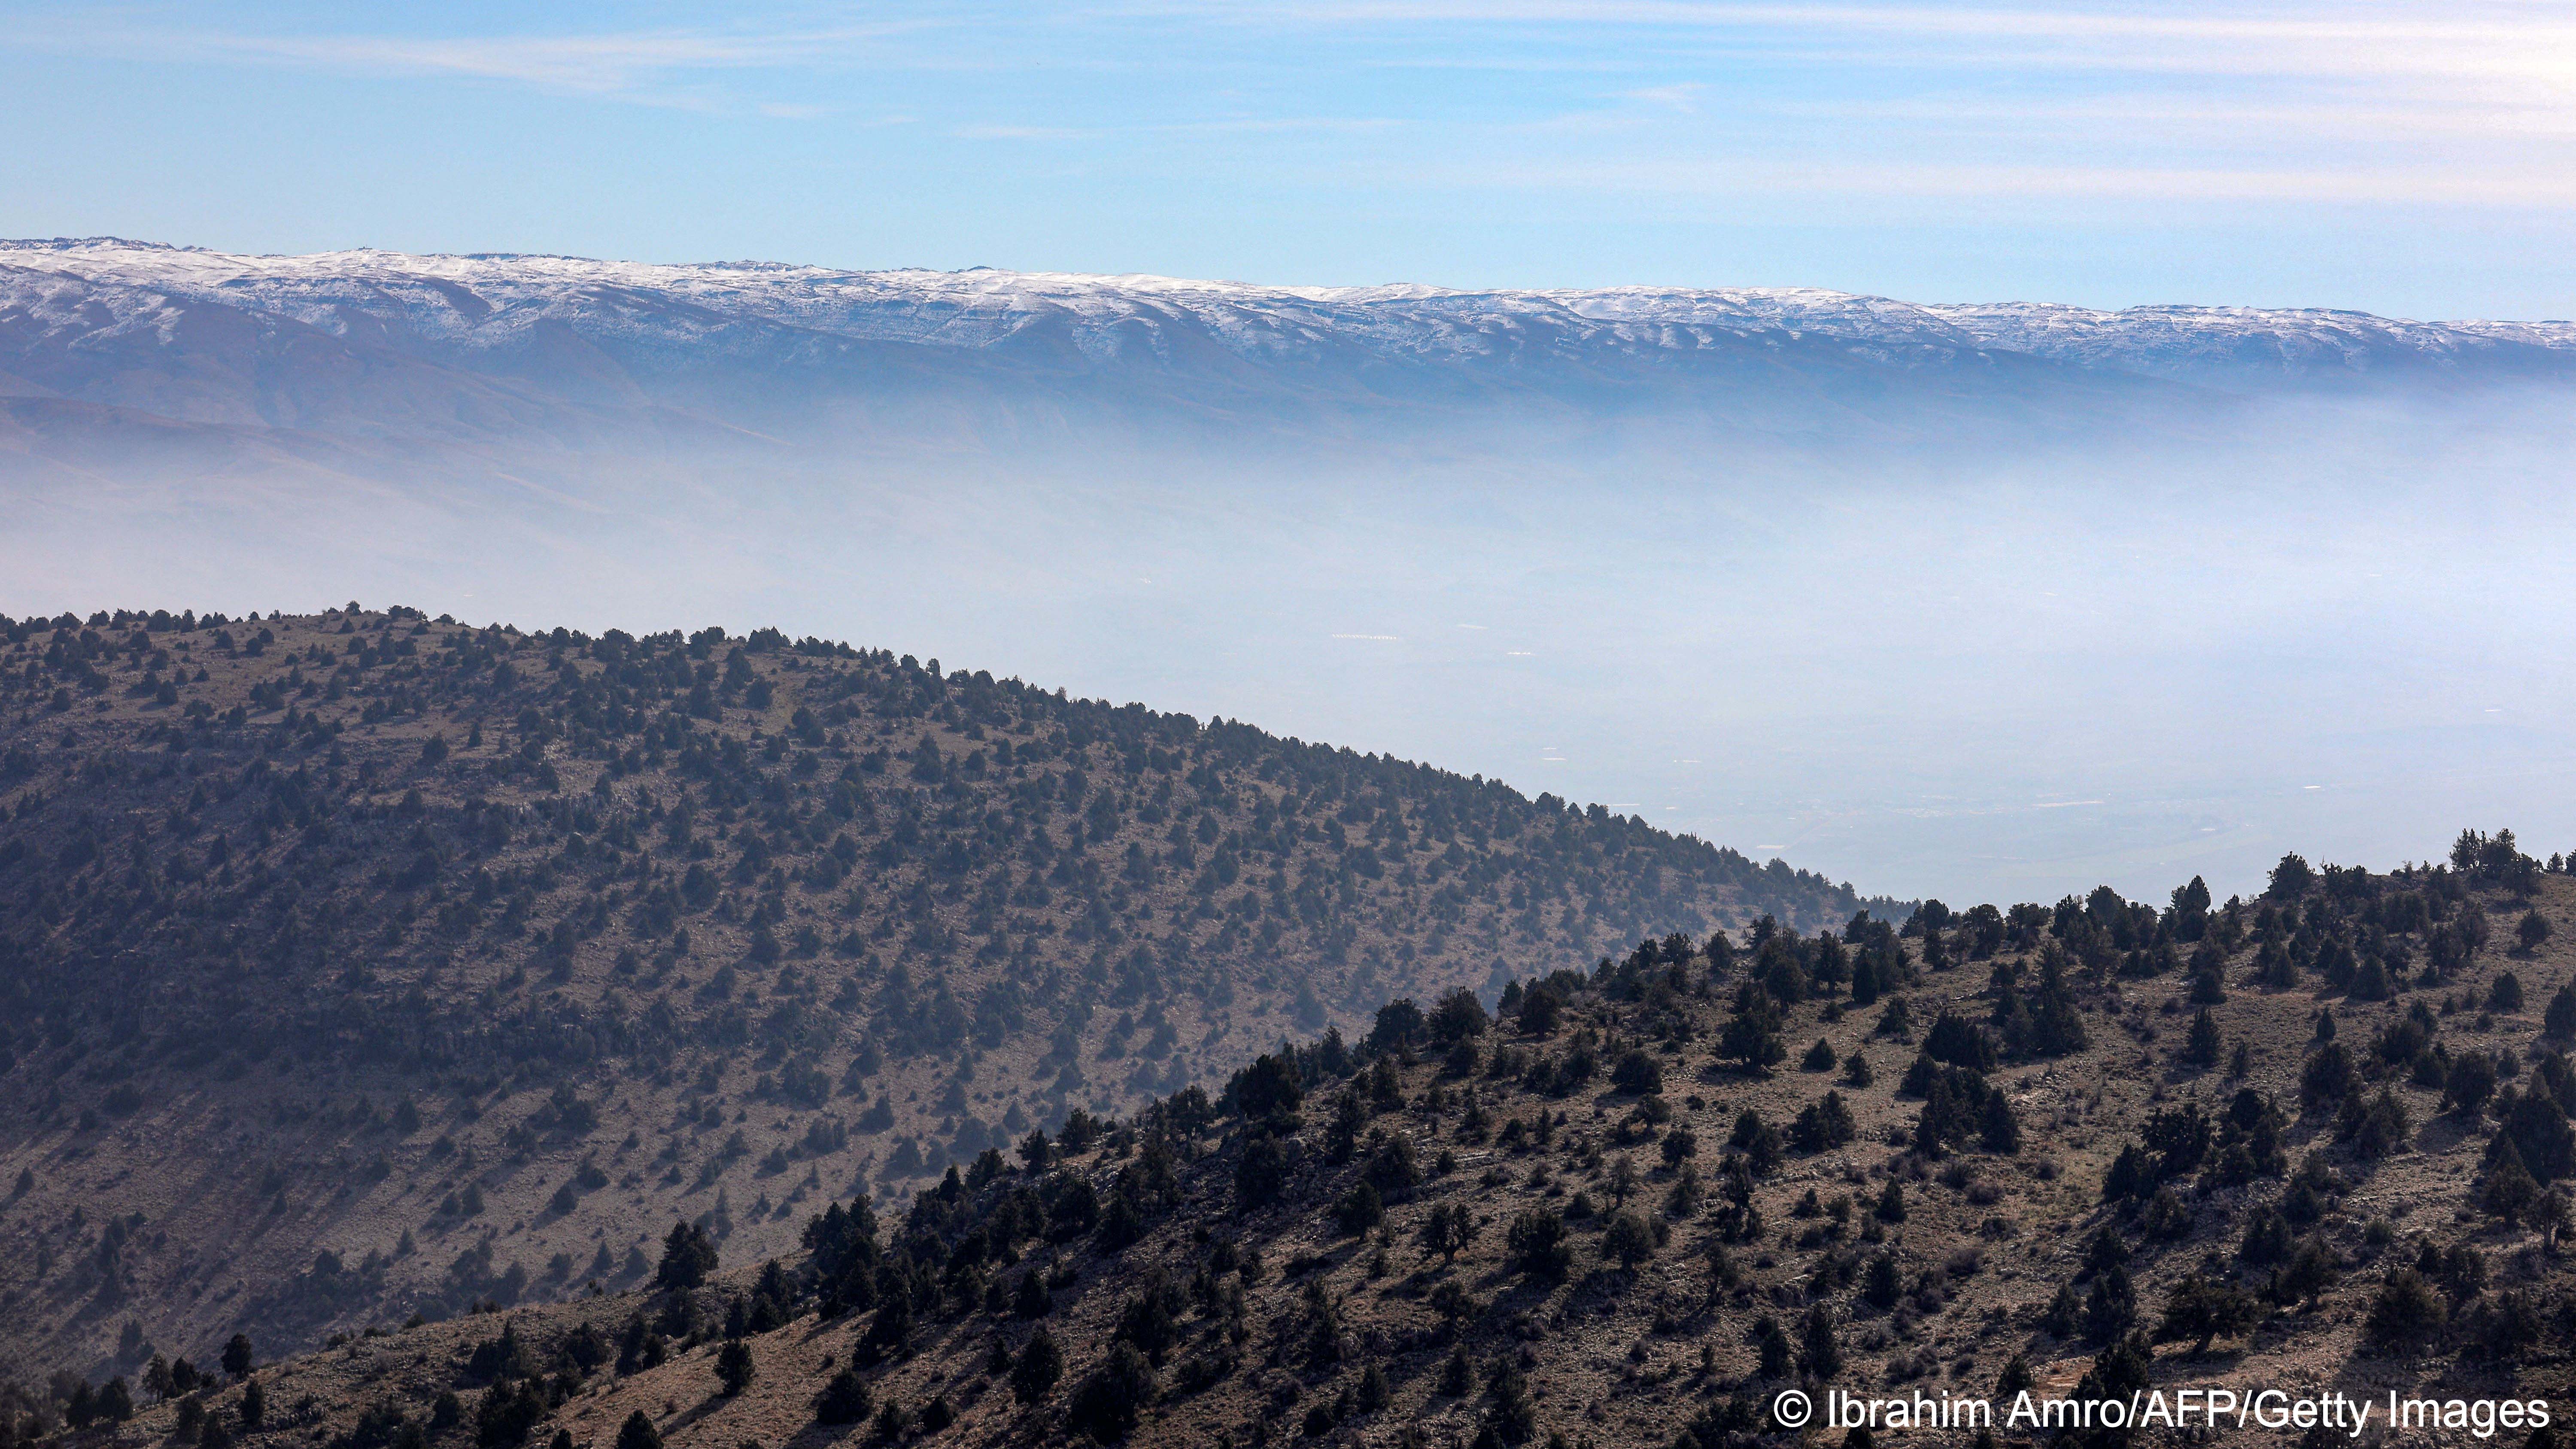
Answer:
0;605;1887;1379
27;839;2576;1449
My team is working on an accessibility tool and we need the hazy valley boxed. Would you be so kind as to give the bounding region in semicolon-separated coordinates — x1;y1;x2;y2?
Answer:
9;241;2576;902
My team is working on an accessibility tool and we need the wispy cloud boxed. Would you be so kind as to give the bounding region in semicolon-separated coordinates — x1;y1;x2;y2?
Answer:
1143;1;2576;100
24;3;2573;113
956;124;1102;140
1428;155;2576;208
9;0;2573;213
9;15;950;95
70;3;2569;93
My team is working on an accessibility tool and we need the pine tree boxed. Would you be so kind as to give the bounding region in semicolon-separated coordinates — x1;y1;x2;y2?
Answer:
1068;1343;1155;1442
1014;1269;1054;1318
1012;1330;1064;1404
1980;1092;2021;1154
714;1339;754;1397
98;1379;134;1424
653;1222;717;1292
1506;1208;1572;1282
614;1412;662;1449
1753;1316;1793;1379
1719;986;1787;1074
1862;1252;1902;1309
1798;1305;1843;1379
2183;1008;2223;1067
2484;1139;2544;1227
813;1368;872;1426
2549;985;2576;1040
2518;910;2552;954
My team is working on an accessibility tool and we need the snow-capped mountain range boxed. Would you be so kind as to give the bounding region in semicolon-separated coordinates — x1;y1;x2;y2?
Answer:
4;237;2572;462
10;236;2573;379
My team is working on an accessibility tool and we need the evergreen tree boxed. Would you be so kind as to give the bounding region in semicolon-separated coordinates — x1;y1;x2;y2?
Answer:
1980;1091;2022;1154
2364;1270;2446;1349
2483;1140;2544;1227
1506;1208;1573;1282
2183;1008;2223;1067
1753;1315;1793;1379
2549;985;2576;1040
1420;1201;1476;1261
1602;1212;1657;1270
1068;1340;1157;1440
1862;1252;1902;1309
1011;1329;1064;1403
615;1412;663;1449
1798;1306;1843;1379
653;1222;717;1292
2189;952;2228;1005
98;1379;134;1424
1014;1269;1054;1318
1333;1182;1384;1236
714;1340;754;1397
1719;985;1787;1074
2490;974;2526;1013
857;1279;914;1365
812;1367;872;1427
2158;1276;2261;1354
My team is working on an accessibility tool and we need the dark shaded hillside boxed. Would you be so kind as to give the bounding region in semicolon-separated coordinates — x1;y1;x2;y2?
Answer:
22;835;2576;1449
0;606;1884;1376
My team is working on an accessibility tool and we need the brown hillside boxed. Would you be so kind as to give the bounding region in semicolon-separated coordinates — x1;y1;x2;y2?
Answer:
0;605;1885;1378
20;843;2576;1449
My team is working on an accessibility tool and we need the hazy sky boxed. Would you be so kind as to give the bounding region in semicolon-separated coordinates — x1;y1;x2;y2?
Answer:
4;1;2575;317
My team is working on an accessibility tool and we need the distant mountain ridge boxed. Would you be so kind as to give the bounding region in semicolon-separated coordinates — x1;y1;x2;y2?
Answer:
8;237;2572;396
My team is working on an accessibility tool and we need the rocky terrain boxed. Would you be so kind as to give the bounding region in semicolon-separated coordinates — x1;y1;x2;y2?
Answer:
0;605;1883;1381
12;820;2576;1449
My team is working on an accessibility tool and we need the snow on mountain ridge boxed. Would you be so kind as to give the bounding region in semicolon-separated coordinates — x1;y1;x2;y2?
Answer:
4;237;2571;385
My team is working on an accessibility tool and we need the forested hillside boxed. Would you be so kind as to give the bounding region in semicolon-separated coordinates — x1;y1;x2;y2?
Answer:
0;605;1885;1377
18;831;2576;1449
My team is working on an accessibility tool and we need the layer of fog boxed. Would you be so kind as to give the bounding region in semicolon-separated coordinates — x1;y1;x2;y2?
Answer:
6;383;2572;910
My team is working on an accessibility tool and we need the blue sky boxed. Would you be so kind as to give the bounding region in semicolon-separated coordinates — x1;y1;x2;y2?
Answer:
4;1;2574;316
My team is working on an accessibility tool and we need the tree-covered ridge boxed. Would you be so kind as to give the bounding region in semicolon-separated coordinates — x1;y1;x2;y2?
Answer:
0;605;1884;1374
0;605;1879;1085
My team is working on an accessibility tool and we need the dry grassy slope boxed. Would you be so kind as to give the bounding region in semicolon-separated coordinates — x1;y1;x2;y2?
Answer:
0;607;1884;1379
60;872;2576;1449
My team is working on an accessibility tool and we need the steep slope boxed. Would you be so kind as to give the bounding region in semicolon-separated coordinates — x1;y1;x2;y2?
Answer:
25;838;2576;1449
0;606;1886;1379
